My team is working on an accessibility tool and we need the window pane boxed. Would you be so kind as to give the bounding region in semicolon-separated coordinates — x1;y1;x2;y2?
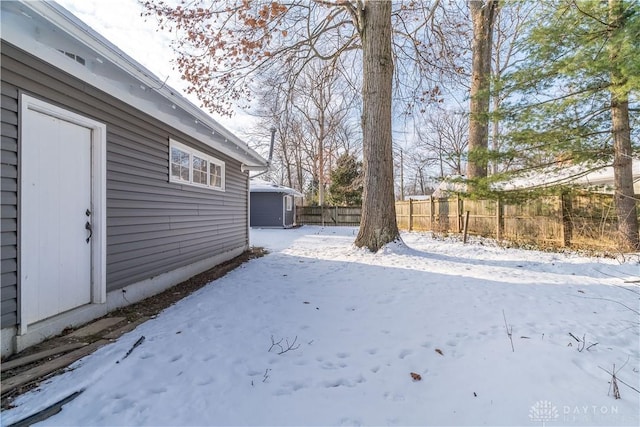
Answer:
180;166;189;181
180;151;189;167
194;170;207;185
210;164;222;188
171;163;180;178
171;147;189;181
193;156;206;171
193;155;208;185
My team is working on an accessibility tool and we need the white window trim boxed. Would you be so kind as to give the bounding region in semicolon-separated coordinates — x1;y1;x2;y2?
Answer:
285;195;293;211
169;139;225;191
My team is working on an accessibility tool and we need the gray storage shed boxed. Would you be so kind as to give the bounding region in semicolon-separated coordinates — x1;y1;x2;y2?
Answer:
250;180;303;228
0;1;267;356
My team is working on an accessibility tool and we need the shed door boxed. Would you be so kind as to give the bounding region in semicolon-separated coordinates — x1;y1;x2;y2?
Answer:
21;106;94;324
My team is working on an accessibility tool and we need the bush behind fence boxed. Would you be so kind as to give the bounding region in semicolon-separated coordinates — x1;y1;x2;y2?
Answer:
297;193;634;251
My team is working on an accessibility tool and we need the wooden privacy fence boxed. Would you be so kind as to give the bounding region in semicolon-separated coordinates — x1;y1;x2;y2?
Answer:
396;193;630;251
297;193;633;251
297;206;362;226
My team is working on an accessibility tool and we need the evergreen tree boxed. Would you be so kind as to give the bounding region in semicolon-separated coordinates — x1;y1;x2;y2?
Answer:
329;153;363;206
501;0;639;250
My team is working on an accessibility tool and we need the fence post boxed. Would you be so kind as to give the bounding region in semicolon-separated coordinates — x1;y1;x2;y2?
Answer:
457;196;464;233
455;196;460;233
496;198;503;241
463;211;471;243
430;197;435;231
561;193;572;247
409;198;414;231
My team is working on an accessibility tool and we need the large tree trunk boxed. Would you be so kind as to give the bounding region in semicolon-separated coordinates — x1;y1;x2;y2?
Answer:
354;1;399;251
467;0;497;180
609;0;639;250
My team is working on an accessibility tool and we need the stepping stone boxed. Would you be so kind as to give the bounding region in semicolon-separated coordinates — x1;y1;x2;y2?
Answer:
1;343;88;372
67;317;125;338
1;340;108;396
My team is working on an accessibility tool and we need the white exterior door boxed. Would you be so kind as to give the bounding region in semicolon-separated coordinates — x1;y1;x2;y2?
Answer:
20;95;107;328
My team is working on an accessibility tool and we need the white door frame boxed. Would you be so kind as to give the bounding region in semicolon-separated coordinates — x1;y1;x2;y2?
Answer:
19;94;107;335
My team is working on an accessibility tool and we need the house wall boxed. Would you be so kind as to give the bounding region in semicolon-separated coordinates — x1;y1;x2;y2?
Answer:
250;193;284;227
1;78;19;330
1;41;250;335
284;196;296;228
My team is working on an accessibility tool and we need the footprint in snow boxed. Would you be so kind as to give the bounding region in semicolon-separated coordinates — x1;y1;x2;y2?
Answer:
196;377;215;386
322;361;337;370
383;391;405;402
398;349;413;359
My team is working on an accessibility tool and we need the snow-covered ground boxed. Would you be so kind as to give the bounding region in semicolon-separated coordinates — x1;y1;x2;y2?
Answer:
3;227;639;426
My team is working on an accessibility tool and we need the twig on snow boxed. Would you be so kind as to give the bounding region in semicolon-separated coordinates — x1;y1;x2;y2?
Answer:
502;309;514;352
269;335;300;355
263;368;271;383
569;332;598;352
573;296;640;316
118;336;145;363
598;357;639;396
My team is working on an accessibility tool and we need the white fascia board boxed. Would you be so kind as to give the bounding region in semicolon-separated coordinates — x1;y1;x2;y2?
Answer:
2;1;267;168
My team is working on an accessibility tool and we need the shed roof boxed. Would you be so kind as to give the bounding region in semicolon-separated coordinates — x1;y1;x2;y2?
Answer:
250;179;304;197
0;0;267;169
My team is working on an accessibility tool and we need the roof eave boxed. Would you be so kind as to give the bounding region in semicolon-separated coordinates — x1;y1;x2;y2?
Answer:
3;1;267;168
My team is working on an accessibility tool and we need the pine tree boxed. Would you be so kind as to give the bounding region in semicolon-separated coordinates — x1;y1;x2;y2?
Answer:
329;153;363;206
501;0;639;250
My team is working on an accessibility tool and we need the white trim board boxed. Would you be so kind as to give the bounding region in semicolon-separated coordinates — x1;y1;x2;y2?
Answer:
19;94;107;335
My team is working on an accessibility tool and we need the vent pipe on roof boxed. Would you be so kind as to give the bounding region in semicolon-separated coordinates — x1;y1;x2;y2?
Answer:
267;126;276;166
247;126;277;178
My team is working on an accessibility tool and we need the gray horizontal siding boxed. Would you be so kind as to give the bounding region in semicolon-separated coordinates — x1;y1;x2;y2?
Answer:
1;80;18;328
1;41;251;326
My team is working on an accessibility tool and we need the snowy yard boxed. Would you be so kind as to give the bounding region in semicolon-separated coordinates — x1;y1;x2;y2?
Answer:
3;226;639;426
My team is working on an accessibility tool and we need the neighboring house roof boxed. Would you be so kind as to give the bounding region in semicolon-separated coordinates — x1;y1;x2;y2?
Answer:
432;175;467;198
0;0;267;169
497;159;640;193
430;160;639;197
250;179;304;197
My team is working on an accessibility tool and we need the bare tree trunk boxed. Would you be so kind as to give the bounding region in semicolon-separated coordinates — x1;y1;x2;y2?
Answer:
354;1;399;251
609;0;639;250
490;78;500;175
467;0;497;180
318;110;325;207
